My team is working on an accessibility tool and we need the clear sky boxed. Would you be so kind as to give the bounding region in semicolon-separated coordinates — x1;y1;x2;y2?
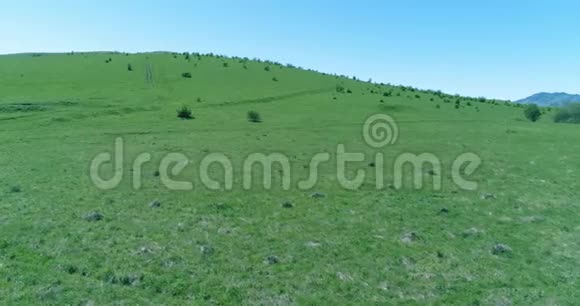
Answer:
1;0;579;100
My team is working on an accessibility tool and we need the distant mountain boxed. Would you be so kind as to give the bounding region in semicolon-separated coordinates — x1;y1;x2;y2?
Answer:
516;92;580;107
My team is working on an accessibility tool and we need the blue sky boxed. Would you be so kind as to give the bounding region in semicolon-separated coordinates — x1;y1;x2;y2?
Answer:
1;0;579;100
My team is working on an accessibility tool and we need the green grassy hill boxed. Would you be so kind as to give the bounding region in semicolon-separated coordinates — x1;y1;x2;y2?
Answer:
1;52;579;305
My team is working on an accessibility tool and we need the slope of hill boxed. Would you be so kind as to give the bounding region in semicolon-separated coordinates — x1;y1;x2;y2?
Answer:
516;92;580;106
1;52;579;305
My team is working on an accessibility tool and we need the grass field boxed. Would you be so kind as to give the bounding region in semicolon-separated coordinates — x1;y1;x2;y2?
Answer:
1;52;579;305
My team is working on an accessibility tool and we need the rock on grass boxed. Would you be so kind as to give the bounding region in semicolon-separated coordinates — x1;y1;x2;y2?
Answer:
149;199;161;208
492;243;512;255
310;192;326;199
400;232;420;244
84;211;104;222
305;241;322;248
481;193;496;200
264;255;279;265
336;272;353;282
462;227;484;238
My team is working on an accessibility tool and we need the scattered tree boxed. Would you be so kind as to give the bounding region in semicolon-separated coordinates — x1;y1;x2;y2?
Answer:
524;104;542;122
554;103;580;123
127;64;133;71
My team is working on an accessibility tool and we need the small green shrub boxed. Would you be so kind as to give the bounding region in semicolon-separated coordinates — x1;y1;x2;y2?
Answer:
127;64;133;71
181;72;192;78
247;111;261;123
272;77;278;82
336;85;345;93
177;105;193;119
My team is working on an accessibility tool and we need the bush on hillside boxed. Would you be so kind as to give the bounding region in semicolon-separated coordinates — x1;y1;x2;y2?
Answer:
554;103;580;123
127;64;133;71
181;72;192;78
177;105;193;119
524;104;542;122
247;111;262;123
336;85;345;93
